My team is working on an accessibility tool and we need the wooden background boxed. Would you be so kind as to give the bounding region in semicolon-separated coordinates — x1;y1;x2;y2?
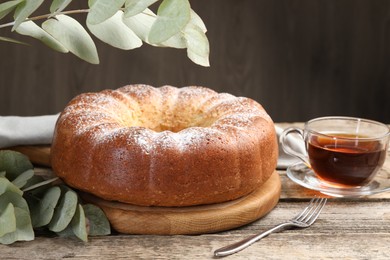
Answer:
0;0;389;123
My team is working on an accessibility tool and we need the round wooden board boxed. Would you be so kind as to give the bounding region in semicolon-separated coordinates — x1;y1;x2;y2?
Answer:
81;171;281;235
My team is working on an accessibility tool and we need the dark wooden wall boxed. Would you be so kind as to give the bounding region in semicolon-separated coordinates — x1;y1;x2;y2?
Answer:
1;0;390;123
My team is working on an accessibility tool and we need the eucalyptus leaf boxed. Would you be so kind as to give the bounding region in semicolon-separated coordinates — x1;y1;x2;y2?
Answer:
122;7;155;42
0;189;29;212
122;8;184;48
87;0;126;25
148;0;191;44
87;10;142;50
11;169;34;189
158;6;211;49
48;186;78;232
0;177;23;197
0;179;31;244
30;186;61;228
184;23;209;67
55;221;74;238
42;14;99;64
71;204;88;242
15;20;68;53
0;150;33;181
124;0;158;17
158;32;186;48
83;204;110;236
12;0;44;31
0;207;34;245
190;9;206;33
88;0;96;7
50;0;72;14
0;0;24;20
0;203;16;237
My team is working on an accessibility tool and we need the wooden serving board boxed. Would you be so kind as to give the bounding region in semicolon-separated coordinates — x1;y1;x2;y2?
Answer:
6;145;52;167
81;171;281;235
6;145;281;235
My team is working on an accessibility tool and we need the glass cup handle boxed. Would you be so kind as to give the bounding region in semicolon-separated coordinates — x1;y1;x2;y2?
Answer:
279;127;310;166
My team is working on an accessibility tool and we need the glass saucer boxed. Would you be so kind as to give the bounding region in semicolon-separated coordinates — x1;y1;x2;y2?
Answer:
286;162;390;197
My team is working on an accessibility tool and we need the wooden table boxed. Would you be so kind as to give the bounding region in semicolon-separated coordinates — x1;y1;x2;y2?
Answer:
2;123;390;259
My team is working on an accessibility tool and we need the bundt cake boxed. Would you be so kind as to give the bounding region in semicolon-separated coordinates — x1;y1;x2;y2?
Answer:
51;84;278;207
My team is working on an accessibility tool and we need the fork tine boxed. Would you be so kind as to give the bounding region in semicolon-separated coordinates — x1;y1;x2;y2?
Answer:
306;198;327;225
295;197;327;224
297;198;322;222
294;198;316;221
294;198;318;221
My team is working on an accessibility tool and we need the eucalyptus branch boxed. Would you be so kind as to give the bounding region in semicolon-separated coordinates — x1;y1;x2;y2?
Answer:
0;0;210;66
0;9;90;29
0;8;158;30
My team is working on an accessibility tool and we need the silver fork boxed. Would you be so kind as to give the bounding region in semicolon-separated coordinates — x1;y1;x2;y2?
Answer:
214;197;327;257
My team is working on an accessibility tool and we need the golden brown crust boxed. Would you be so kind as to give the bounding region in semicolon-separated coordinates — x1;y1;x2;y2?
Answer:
51;85;278;207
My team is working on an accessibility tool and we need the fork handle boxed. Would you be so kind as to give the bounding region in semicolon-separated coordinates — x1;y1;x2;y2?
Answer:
214;222;292;257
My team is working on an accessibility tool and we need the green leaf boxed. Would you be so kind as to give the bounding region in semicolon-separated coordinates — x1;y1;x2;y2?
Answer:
184;23;210;67
122;8;184;48
124;0;158;17
148;0;191;44
0;0;24;20
87;0;126;25
0;189;29;212
12;0;44;31
87;10;142;50
158;31;186;48
0;207;34;244
122;7;155;42
71;204;88;242
42;14;99;64
88;0;97;7
11;169;34;189
153;9;210;49
190;9;206;33
0;177;23;197
55;205;88;242
0;183;32;245
30;186;61;228
83;204;110;236
48;186;78;232
50;0;72;13
0;203;16;237
15;20;68;53
0;150;33;181
56;224;74;238
158;7;209;49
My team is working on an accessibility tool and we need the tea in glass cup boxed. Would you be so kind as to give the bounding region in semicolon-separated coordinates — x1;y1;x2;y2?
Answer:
280;116;390;188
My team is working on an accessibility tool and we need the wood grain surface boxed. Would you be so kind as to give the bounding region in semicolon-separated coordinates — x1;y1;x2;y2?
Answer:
1;1;390;122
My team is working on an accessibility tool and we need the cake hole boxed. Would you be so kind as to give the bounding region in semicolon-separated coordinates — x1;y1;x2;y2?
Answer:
122;108;220;133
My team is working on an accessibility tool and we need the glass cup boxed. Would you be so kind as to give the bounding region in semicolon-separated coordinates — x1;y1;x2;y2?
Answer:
280;116;390;188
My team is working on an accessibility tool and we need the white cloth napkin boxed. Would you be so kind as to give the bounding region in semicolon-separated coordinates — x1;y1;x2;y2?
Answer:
0;115;304;169
0;115;59;148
